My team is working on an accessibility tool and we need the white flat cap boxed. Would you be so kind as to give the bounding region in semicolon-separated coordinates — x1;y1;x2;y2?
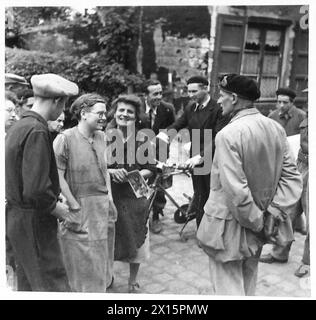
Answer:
31;73;79;98
5;73;29;86
302;88;308;93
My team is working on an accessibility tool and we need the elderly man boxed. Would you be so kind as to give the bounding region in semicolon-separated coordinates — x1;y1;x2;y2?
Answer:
197;74;302;296
5;73;79;291
268;87;306;136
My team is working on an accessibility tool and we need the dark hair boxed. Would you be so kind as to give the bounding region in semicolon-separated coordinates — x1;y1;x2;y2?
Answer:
276;87;296;102
16;88;34;100
5;90;18;105
144;79;161;94
70;93;107;121
110;94;142;123
187;76;209;87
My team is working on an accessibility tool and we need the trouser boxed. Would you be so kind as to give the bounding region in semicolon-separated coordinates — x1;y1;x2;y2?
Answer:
152;190;167;221
271;201;301;260
272;163;308;261
208;248;262;296
6;206;70;291
191;173;210;227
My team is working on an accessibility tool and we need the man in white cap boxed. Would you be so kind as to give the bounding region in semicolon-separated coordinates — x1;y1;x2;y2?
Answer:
5;73;79;291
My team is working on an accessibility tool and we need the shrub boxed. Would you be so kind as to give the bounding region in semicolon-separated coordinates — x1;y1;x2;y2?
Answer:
5;47;145;100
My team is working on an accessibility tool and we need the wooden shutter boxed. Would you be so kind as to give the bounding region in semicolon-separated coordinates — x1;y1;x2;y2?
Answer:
211;14;247;96
290;23;308;105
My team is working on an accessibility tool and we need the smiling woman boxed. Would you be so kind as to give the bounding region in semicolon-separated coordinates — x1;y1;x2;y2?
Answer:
53;93;116;293
106;94;155;293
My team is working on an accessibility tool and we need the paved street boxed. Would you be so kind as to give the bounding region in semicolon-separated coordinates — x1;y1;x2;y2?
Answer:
108;141;311;297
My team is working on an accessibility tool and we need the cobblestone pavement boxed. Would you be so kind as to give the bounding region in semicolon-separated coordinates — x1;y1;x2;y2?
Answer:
108;142;311;298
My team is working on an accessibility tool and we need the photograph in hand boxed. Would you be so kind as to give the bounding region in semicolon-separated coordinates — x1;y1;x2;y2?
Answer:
126;170;152;199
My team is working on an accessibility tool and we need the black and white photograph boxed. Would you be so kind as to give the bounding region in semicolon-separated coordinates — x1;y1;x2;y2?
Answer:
3;1;313;300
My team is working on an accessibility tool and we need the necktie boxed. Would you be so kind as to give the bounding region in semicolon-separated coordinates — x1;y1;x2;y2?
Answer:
195;103;202;112
149;109;153;128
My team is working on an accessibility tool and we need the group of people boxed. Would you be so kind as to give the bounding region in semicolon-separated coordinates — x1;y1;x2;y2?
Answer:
4;69;308;296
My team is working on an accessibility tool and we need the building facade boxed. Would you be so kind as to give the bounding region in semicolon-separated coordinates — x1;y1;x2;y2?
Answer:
143;5;308;114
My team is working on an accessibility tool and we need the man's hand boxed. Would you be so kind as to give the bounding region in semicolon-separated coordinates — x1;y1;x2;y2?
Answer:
51;201;70;220
156;132;169;144
108;168;128;183
185;155;203;169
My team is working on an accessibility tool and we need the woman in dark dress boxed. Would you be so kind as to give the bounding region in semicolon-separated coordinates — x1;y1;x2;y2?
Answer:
106;94;156;293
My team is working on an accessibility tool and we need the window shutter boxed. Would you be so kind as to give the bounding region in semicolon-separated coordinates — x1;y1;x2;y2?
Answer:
211;14;247;97
290;23;308;103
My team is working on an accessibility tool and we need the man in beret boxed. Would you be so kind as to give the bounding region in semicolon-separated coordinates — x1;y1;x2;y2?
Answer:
197;74;302;295
157;75;229;230
5;73;79;291
268;87;306;136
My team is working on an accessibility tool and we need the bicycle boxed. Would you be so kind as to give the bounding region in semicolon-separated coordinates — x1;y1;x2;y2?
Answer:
146;161;198;240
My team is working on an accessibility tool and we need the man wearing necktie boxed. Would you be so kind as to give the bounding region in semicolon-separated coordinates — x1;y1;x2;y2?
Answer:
157;76;230;229
140;80;175;233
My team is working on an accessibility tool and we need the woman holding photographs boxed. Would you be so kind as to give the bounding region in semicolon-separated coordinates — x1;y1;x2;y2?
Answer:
53;93;116;292
106;94;155;293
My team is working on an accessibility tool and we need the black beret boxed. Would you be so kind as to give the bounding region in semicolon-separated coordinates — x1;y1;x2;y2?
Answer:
219;74;260;101
187;76;209;86
276;87;296;100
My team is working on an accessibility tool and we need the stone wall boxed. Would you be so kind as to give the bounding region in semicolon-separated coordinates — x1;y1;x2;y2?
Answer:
153;25;209;82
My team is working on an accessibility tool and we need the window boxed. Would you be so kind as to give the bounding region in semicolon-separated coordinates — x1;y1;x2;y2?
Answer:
240;25;284;98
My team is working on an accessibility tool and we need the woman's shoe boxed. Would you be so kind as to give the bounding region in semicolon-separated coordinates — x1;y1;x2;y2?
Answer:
128;282;141;293
294;264;310;278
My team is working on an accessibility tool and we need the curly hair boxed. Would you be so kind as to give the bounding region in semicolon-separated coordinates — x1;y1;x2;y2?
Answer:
70;93;107;121
109;94;142;123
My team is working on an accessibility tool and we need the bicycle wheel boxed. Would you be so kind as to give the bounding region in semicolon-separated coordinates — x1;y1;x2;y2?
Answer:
174;204;191;224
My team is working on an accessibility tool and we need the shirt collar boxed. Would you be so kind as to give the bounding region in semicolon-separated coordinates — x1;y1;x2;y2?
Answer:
194;95;211;111
279;105;295;119
230;107;260;123
22;110;48;127
145;100;157;115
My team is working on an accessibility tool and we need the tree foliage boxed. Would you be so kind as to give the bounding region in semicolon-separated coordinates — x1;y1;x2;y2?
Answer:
5;7;150;99
8;7;71;30
96;7;141;70
5;47;145;100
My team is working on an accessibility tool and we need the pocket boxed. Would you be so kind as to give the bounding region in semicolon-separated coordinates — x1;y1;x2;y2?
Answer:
210;172;221;191
197;213;225;251
204;190;233;220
